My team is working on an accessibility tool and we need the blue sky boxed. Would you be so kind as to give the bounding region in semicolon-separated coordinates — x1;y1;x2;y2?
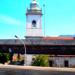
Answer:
0;0;75;39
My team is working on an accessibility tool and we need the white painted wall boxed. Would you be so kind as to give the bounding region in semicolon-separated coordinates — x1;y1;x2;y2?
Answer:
26;15;42;28
69;57;75;67
26;15;42;37
26;29;42;37
49;56;75;67
26;54;33;66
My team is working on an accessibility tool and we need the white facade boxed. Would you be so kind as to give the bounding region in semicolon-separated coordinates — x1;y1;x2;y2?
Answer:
49;56;75;67
26;15;42;37
26;55;33;65
26;0;42;37
26;15;42;28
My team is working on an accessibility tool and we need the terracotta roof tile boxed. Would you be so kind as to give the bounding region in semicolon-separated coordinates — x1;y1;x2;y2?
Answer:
43;37;74;40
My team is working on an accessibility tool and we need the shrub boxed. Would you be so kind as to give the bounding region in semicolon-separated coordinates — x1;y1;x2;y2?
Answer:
0;52;10;64
32;55;49;67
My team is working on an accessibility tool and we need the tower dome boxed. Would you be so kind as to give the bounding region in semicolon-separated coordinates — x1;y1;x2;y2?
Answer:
30;0;41;10
26;0;42;15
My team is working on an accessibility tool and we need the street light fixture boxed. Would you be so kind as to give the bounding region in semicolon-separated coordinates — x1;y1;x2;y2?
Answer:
15;35;27;66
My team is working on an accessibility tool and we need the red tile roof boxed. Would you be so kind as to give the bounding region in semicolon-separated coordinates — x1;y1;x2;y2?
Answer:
43;37;74;40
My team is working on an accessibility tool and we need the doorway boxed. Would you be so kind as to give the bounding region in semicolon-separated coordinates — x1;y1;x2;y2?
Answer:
64;60;69;67
49;60;54;67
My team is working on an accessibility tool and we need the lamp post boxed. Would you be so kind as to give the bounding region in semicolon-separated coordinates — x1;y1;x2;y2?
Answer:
15;35;27;66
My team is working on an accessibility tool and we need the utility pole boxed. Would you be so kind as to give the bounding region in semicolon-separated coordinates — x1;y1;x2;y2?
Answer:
43;4;46;37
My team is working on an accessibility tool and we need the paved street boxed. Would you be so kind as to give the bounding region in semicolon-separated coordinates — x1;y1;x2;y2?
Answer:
0;65;75;75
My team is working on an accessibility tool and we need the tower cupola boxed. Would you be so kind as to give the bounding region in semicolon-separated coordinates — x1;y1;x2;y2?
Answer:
26;0;42;15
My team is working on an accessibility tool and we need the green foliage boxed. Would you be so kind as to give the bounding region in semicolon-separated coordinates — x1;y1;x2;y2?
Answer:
32;55;49;67
0;52;10;64
0;52;3;57
4;53;10;61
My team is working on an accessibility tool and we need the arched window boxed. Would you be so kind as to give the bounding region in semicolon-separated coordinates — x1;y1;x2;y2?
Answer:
32;20;36;28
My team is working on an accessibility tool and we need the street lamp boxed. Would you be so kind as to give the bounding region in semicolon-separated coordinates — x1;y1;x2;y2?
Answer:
15;35;27;66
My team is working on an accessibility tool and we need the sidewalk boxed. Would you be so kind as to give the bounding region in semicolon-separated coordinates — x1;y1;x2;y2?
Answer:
0;64;75;75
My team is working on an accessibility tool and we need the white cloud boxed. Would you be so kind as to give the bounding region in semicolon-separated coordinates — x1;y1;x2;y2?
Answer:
0;14;25;26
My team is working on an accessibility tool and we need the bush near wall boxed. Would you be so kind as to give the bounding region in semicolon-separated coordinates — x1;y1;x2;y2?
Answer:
32;55;49;67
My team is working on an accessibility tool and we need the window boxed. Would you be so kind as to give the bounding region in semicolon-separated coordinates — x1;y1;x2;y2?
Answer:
32;20;36;28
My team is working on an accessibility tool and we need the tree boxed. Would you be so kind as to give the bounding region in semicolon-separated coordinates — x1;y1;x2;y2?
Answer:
32;55;49;67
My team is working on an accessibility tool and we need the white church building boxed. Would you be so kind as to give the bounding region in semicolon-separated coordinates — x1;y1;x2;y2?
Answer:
25;0;75;67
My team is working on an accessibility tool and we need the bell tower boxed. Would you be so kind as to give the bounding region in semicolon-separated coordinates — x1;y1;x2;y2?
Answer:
26;0;43;38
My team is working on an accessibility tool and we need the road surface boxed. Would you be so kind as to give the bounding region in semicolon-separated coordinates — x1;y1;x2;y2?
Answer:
0;64;75;75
